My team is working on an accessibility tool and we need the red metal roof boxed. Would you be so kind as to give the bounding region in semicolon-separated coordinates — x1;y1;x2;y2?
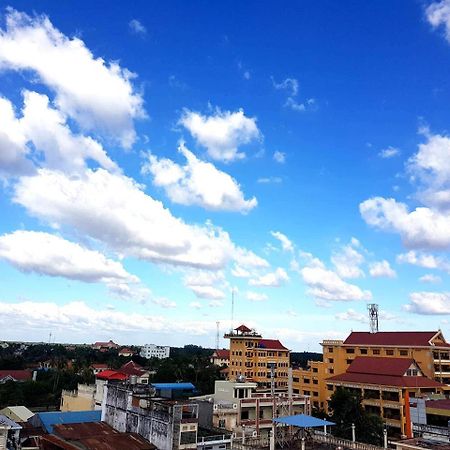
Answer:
0;370;32;381
235;324;252;332
347;357;414;376
258;339;288;350
425;399;450;410
343;331;441;346
120;361;146;376
96;370;128;381
214;349;230;359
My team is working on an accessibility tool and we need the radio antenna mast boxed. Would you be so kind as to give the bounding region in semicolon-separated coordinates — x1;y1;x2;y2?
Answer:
367;303;379;334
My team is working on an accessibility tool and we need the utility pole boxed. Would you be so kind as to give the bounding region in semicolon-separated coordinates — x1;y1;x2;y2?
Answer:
216;321;220;350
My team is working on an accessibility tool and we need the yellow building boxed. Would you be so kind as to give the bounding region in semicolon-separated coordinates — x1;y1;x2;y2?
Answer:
293;330;450;410
225;324;290;389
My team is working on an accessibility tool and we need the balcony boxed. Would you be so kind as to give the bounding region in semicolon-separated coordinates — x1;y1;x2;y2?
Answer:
384;418;402;428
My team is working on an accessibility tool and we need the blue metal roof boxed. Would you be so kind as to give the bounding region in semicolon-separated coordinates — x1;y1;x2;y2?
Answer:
152;382;196;391
273;414;335;428
36;410;101;433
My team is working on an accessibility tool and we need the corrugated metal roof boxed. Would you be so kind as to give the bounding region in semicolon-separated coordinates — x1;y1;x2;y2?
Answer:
0;405;34;422
0;414;21;429
273;414;335;428
36;410;101;433
152;382;196;390
347;357;414;376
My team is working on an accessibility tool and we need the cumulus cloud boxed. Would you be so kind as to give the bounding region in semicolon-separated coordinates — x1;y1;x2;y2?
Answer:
369;260;396;278
404;291;450;315
0;230;148;300
335;309;367;323
297;252;371;302
152;297;177;309
142;142;257;212
249;268;289;287
270;231;294;252
426;0;450;43
272;77;315;112
0;97;34;177
397;250;450;271
0;8;144;147
331;239;365;279
419;274;442;283
273;151;286;164
257;177;282;184
0;300;214;339
128;19;147;36
13;168;266;271
378;146;400;159
179;108;261;162
246;291;268;302
183;270;227;300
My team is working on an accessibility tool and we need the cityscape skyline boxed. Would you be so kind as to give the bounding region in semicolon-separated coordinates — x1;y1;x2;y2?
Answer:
2;1;450;350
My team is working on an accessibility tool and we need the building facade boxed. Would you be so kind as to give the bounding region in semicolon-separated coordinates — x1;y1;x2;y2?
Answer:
224;325;290;389
140;344;170;359
293;330;450;411
210;349;230;367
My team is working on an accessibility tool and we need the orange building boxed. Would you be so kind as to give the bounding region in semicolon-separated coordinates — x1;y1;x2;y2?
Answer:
225;324;290;389
293;330;450;411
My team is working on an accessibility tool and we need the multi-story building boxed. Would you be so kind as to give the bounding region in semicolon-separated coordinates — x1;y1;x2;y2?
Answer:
326;356;445;437
293;330;450;411
194;380;310;438
140;343;170;359
224;325;290;389
210;349;230;366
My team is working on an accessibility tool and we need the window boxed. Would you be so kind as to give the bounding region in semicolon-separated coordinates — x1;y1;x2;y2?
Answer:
303;390;310;395
386;350;394;356
328;347;334;353
346;348;355;354
329;368;334;374
241;411;249;420
373;349;380;355
346;359;353;365
304;378;310;384
312;367;318;373
313;379;318;385
293;377;300;382
293;388;300;394
218;419;226;428
328;358;334;363
180;432;197;445
360;348;368;355
406;368;418;376
400;350;408;356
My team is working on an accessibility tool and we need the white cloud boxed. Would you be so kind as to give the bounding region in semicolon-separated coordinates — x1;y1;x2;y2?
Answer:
142;142;257;212
189;285;225;300
231;265;251;278
331;240;365;279
179;108;261;162
209;299;224;307
272;77;315;112
0;300;215;339
152;297;177;309
270;231;294;252
129;19;147;36
249;268;289;287
272;77;298;97
0;230;149;300
379;146;400;159
397;250;448;270
183;270;227;300
426;0;450;43
0;9;144;147
257;177;282;184
273;151;286;164
189;301;202;309
419;274;442;283
13;168;266;271
369;260;397;278
0;97;34;177
404;291;450;315
335;309;367;323
246;291;268;302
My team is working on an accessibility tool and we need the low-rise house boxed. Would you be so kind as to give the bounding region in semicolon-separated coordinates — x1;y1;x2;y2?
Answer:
0;370;32;383
28;410;102;434
119;361;151;384
327;356;445;438
210;349;230;367
0;406;34;423
92;340;119;351
119;347;135;357
89;363;108;375
140;344;170;359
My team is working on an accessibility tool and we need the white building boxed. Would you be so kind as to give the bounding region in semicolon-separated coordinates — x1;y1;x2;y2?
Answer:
140;344;170;359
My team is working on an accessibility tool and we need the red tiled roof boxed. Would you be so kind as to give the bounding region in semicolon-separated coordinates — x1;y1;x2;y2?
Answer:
96;370;128;381
343;331;441;347
120;361;146;376
119;348;133;354
327;372;444;388
214;349;230;359
347;357;414;376
235;324;252;332
258;339;288;350
0;370;32;381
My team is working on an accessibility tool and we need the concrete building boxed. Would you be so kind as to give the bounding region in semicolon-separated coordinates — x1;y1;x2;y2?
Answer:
60;384;96;412
224;325;290;389
102;383;199;450
140;344;170;359
293;330;450;411
210;349;229;367
326;356;445;437
193;380;310;438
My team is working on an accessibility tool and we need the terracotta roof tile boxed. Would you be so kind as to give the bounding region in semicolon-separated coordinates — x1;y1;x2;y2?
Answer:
343;331;440;346
258;339;288;350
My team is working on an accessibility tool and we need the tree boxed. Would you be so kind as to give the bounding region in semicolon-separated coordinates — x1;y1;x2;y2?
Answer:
328;387;383;446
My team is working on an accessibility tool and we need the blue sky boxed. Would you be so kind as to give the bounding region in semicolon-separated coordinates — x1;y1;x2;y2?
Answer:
2;1;450;350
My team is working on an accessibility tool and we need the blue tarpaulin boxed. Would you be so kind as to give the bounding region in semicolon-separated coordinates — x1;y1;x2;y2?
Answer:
273;414;335;428
151;382;196;391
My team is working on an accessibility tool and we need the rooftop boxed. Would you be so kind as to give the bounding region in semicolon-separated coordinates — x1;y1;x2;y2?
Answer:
0;369;32;381
343;331;448;347
258;339;288;351
35;410;102;433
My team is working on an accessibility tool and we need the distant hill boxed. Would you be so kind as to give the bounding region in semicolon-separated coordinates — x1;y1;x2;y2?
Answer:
290;351;322;369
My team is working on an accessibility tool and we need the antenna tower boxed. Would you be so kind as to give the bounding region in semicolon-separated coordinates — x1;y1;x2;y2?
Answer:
367;303;379;334
230;289;235;332
216;321;220;350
